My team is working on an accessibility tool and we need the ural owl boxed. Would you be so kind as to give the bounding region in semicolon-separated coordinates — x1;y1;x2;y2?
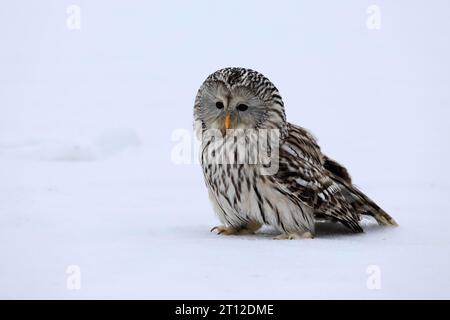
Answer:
194;67;397;239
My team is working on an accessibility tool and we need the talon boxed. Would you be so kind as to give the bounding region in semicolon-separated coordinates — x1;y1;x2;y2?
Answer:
210;223;261;236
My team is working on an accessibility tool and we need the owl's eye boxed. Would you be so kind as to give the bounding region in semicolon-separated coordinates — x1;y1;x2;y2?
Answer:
216;101;224;109
237;104;248;111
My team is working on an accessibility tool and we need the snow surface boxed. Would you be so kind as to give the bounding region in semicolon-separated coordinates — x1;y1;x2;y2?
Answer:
1;1;450;299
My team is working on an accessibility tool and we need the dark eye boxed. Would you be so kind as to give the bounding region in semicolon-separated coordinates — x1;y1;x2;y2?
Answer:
237;104;248;111
216;101;224;109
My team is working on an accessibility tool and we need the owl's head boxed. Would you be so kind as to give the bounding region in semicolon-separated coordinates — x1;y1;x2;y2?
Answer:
194;68;287;137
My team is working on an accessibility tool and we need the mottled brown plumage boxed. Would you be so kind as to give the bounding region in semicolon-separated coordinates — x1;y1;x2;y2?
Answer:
194;67;397;239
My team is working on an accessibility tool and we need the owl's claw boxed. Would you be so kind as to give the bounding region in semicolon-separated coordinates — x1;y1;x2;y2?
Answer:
211;225;238;235
273;231;314;240
210;225;257;236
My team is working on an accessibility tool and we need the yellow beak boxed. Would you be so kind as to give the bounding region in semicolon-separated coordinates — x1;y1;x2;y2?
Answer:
225;113;230;129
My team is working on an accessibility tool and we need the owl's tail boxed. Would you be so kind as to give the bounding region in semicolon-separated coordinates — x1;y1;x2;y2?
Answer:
346;184;398;226
324;156;397;227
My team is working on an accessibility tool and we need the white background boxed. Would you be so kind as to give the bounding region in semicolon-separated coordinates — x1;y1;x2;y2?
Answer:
1;0;449;298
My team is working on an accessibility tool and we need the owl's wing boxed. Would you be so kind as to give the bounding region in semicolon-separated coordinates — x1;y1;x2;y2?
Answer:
323;155;352;184
273;123;363;232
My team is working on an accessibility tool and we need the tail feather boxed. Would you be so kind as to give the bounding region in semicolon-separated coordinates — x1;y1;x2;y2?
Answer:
323;155;398;229
347;184;398;226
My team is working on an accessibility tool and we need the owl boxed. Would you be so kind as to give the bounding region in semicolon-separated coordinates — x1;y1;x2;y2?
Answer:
194;67;397;239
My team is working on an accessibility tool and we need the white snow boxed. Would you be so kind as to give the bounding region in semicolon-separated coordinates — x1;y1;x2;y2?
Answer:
1;1;450;299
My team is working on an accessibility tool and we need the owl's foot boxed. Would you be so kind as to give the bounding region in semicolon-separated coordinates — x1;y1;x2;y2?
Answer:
273;231;314;240
211;222;261;236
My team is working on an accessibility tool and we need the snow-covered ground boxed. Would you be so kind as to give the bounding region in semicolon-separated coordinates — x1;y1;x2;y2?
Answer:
1;1;450;299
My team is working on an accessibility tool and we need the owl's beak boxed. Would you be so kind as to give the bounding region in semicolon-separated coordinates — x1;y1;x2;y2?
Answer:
225;113;231;129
